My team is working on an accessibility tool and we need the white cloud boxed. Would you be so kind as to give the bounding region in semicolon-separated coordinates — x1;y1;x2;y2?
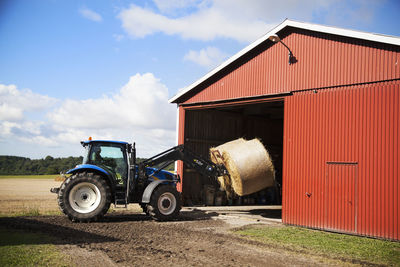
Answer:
43;73;175;151
118;0;384;43
0;84;57;121
46;73;176;156
0;103;23;121
0;120;43;141
153;0;204;13
19;135;58;147
0;121;18;137
0;74;177;157
49;73;175;130
79;7;103;22
184;46;228;68
118;2;274;42
118;0;342;43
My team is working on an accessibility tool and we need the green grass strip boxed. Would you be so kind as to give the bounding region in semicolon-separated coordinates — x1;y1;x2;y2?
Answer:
0;209;62;218
234;225;400;266
0;227;72;267
0;175;60;179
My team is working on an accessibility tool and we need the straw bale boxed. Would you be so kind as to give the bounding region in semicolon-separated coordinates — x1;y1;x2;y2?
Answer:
210;138;275;196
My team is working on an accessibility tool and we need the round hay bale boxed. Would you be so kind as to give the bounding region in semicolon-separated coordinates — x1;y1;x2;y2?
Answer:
210;138;275;196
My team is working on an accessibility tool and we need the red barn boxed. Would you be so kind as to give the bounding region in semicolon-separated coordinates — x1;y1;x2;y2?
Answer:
170;20;399;240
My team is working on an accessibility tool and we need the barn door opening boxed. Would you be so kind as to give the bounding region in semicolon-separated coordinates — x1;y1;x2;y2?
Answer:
183;100;284;206
324;162;358;233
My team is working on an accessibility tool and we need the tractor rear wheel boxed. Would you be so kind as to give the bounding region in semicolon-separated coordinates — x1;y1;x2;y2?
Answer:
147;185;181;221
58;172;111;222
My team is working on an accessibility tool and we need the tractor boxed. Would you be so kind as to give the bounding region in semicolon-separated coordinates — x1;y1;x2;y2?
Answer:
51;139;227;222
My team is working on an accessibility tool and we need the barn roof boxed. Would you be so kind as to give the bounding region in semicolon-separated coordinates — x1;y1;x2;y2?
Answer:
169;19;400;104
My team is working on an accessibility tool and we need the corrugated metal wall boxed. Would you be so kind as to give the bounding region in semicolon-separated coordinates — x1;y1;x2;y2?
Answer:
283;81;399;240
180;29;400;105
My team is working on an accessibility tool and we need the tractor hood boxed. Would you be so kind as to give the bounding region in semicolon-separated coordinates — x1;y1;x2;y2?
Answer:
66;164;109;176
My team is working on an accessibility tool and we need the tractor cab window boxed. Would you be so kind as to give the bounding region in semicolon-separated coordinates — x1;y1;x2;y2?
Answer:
87;143;128;184
82;145;89;164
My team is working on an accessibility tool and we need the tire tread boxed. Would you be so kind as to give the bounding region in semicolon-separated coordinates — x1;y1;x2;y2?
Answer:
147;185;181;221
58;172;111;222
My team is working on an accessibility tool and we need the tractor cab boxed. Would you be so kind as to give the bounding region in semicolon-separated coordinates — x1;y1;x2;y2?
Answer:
67;139;178;188
81;140;129;185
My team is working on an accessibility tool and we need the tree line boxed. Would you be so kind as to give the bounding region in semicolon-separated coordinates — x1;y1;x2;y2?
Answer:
0;155;83;175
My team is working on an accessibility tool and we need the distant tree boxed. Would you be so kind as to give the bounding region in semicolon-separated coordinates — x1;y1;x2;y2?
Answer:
45;155;54;161
0;155;84;175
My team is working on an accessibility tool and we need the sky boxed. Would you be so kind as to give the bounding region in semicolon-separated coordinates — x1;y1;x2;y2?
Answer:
0;0;399;159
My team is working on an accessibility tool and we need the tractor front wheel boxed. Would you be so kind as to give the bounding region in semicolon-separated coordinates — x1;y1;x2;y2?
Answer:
58;172;111;222
147;185;181;221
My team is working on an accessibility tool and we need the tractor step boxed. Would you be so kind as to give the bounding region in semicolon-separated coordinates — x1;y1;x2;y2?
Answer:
114;189;127;208
114;201;127;208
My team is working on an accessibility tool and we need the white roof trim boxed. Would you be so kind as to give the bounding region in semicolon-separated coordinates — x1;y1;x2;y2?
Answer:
169;19;400;103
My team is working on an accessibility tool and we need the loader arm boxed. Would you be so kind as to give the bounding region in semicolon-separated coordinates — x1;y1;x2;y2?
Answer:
138;145;227;183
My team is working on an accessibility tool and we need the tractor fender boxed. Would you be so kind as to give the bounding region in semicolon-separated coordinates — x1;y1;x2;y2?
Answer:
142;180;175;204
66;164;109;176
65;164;115;192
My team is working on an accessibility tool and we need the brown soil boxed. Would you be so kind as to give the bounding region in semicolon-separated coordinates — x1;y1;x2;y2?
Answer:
0;211;335;267
0;178;339;266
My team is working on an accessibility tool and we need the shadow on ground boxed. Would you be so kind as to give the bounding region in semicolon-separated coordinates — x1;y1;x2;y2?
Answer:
0;216;119;246
99;208;218;223
0;209;219;247
248;209;281;219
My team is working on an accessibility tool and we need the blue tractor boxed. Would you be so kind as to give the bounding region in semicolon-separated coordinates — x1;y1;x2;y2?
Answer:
51;139;227;222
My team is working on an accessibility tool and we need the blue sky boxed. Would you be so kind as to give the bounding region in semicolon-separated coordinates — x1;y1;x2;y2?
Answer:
0;0;399;159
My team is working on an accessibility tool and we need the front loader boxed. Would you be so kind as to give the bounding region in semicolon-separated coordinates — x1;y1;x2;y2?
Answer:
51;139;227;222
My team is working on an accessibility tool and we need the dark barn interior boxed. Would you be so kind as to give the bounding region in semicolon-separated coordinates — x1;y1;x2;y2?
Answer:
183;100;284;206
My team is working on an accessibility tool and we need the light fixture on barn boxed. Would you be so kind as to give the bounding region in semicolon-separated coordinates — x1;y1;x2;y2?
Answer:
269;34;296;65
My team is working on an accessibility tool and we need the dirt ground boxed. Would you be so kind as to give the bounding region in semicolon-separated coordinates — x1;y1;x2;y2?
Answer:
0;179;335;266
0;178;61;214
0;212;336;267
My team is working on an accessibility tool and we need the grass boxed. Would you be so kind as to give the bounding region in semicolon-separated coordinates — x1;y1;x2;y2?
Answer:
234;225;400;266
0;208;62;218
0;227;72;267
0;175;60;179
